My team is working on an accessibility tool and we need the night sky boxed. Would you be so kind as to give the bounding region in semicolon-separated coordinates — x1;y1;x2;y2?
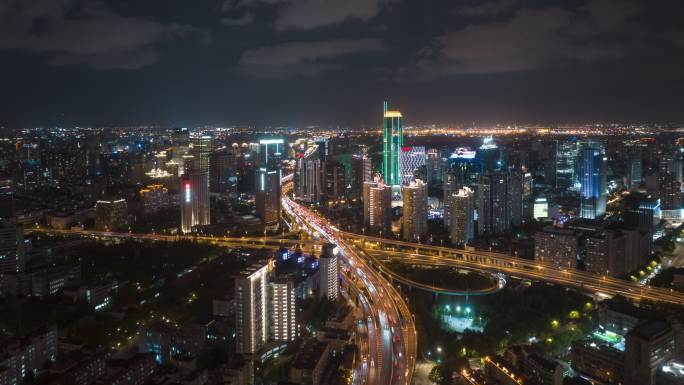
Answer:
1;0;683;127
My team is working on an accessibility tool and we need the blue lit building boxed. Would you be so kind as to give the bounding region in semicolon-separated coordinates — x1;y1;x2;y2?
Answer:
579;141;607;219
476;137;500;173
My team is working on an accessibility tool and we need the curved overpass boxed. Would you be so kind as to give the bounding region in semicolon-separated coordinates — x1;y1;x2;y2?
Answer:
351;234;684;305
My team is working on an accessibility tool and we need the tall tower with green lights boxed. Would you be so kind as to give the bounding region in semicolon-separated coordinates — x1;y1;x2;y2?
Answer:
382;101;403;187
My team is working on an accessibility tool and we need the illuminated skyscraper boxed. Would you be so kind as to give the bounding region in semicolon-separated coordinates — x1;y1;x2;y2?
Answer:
449;187;474;245
477;171;510;235
190;134;212;173
477;137;500;173
351;154;372;199
363;178;392;236
256;167;282;229
400;146;426;186
402;179;428;242
556;139;580;193
259;139;285;166
318;244;339;301
579;141;607;219
295;145;322;203
180;171;210;233
235;261;273;354
270;277;296;342
382;101;403;187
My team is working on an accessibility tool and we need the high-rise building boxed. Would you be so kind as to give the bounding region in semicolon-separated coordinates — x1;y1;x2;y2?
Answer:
94;199;128;232
628;157;643;189
0;219;25;273
585;228;649;277
210;150;238;194
363;179;392;236
382;101;403;187
624;321;676;385
659;172;682;210
190;134;212;173
449;187;474;245
534;226;582;269
0;179;14;219
180;171;210;233
235;261;273;354
443;168;459;229
323;160;346;202
425;149;444;186
477;137;500;173
351;154;372;199
139;185;171;213
318;244;339;301
256;167;282;229
477;172;510;235
509;168;529;226
296;145;322;203
556;139;580;192
400;146;426;186
579;141;607;219
259;139;285;166
270;277;297;342
402;180;428;242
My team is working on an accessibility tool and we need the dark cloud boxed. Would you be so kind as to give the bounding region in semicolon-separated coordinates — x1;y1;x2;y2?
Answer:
0;0;209;69
226;0;389;30
238;38;385;78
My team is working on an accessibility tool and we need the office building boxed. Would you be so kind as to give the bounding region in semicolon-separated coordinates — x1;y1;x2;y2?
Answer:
180;171;210;233
628;156;643;189
86;280;119;312
270;278;297;342
94;199;128;231
210;149;238;194
323;160;346;202
139;184;172;213
447;148;479;186
0;179;14;219
579;141;607;219
351;154;372;199
625;321;676;385
443;168;458;228
259;138;285;166
477;136;500;173
400;146;426;186
449;187;474;245
659;172;682;210
509;168;528;226
255;166;281;229
363;179;392;236
534;226;582;269
0;219;25;273
571;338;625;385
477;171;510;235
585;227;649;277
556;139;580;192
425;149;444;185
190;134;212;173
534;197;549;219
318;244;339;301
402;180;428;242
235;261;273;354
296;145;322;203
382;101;403;187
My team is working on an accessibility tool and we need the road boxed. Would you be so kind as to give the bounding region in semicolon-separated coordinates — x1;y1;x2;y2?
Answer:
282;196;416;385
347;233;684;305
